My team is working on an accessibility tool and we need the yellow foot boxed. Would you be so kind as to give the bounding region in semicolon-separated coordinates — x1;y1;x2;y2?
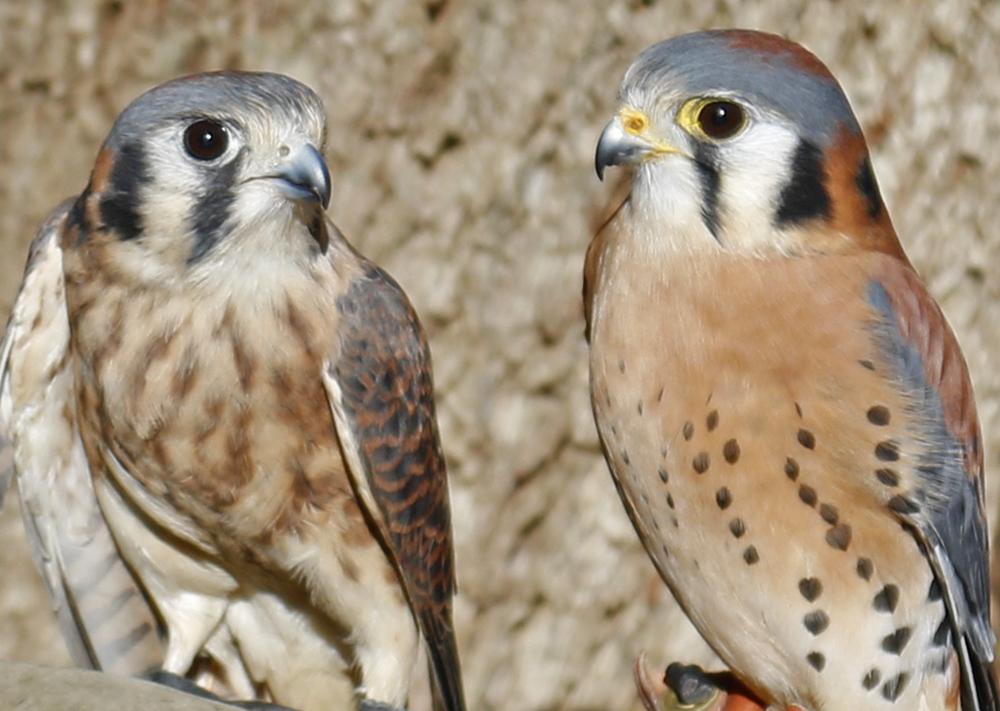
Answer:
633;653;786;711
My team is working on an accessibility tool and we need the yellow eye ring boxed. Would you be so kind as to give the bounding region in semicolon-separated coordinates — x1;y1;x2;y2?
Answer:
678;97;747;141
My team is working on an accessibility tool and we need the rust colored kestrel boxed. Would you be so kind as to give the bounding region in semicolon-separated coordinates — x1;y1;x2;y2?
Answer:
588;30;997;711
0;72;465;711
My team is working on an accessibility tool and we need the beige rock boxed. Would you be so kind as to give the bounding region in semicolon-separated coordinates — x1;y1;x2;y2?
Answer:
0;661;235;711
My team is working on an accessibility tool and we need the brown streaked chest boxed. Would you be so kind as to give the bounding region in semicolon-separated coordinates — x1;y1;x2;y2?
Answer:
62;238;359;545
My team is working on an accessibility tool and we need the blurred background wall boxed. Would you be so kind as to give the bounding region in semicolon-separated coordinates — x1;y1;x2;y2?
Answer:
0;1;998;709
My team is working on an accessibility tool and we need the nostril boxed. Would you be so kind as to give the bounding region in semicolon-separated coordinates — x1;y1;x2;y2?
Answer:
279;145;291;158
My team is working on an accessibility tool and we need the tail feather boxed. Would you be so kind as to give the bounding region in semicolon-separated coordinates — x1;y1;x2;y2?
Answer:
425;628;466;711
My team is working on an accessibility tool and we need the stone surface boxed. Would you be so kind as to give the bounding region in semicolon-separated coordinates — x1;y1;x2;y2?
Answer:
1;1;998;710
0;662;235;711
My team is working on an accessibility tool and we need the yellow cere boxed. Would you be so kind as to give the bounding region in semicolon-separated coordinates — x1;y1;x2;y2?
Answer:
677;97;718;138
619;107;649;136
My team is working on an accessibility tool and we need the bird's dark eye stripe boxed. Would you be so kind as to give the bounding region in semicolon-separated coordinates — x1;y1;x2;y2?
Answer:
697;100;745;140
184;119;229;161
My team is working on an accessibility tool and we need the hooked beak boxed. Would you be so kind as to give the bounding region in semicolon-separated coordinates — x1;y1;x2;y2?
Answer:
595;113;681;181
271;143;332;209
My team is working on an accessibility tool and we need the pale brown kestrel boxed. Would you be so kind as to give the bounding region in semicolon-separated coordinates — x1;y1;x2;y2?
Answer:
0;72;465;711
587;30;998;711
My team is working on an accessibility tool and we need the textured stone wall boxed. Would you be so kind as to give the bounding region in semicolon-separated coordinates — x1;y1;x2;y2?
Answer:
1;1;998;710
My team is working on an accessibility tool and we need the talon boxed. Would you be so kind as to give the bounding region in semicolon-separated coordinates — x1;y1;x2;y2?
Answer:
666;662;720;706
635;651;668;710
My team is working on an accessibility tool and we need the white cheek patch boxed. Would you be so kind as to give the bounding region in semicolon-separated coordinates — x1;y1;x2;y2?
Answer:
715;122;800;251
630;157;718;255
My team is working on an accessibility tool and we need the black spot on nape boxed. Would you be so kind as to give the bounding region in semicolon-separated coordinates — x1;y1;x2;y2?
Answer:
803;610;829;635
881;626;912;654
799;577;822;602
188;151;243;263
855;155;883;220
873;584;899;613
856;557;874;580
666;493;675;509
658;467;669;483
875;468;900;487
722;439;740;464
775;139;831;227
742;545;759;565
692;452;710;474
682;421;694;440
797;429;816;449
693;144;722;242
862;668;881;690
806;651;826;672
825;523;851;551
637;400;644;415
798;484;817;507
875;440;900;461
881;672;909;701
715;487;732;510
859;359;876;371
100;141;152;241
867;405;891;426
784;457;800;480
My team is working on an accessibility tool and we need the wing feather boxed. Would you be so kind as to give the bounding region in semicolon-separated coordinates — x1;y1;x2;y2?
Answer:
0;202;164;675
322;261;466;711
868;260;998;711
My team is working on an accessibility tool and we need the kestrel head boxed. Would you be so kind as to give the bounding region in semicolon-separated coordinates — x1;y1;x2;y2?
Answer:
69;71;332;285
595;30;898;256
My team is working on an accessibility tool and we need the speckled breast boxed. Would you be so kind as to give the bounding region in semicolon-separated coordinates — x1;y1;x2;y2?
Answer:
588;253;956;709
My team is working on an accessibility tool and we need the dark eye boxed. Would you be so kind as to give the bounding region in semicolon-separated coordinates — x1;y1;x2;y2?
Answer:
697;101;745;140
183;120;229;160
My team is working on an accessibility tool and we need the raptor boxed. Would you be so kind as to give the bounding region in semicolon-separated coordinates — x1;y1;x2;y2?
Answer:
588;29;997;711
0;71;466;711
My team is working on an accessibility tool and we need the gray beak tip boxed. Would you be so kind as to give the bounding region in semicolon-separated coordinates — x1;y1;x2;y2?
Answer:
276;143;332;210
